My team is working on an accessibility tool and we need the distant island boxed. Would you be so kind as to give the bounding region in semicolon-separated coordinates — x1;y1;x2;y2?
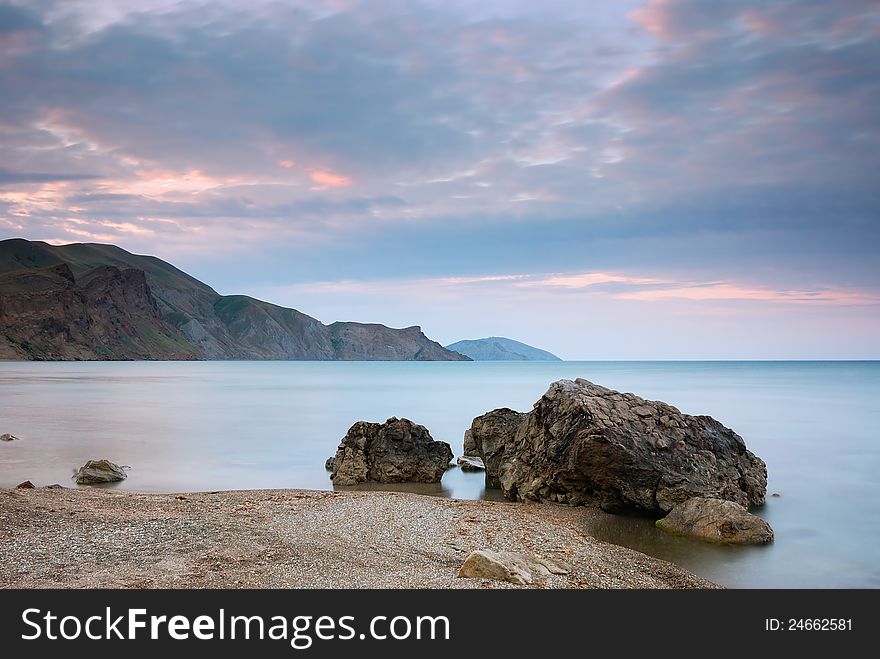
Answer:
0;239;470;362
445;337;561;361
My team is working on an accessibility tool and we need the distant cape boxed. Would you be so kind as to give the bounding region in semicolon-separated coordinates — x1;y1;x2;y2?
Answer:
0;238;470;362
445;337;561;361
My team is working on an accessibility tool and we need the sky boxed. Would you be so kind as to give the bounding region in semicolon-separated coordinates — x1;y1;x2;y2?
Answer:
1;0;878;359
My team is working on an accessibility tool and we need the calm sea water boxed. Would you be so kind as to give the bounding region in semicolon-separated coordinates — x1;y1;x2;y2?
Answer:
1;361;878;588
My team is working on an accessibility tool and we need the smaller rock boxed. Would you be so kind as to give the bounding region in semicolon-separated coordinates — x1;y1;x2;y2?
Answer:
457;550;532;585
771;492;781;497
328;417;452;485
656;497;774;545
457;455;486;471
1;433;19;442
16;480;35;489
456;549;569;585
43;484;64;489
462;429;477;456
73;459;127;485
324;456;336;471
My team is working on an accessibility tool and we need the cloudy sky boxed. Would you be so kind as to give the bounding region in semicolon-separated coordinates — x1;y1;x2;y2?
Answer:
1;0;878;358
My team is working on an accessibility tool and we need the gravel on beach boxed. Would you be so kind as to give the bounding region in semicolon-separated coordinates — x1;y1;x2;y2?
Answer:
0;487;716;589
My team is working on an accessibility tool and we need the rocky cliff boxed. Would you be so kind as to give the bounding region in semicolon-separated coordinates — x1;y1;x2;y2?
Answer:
0;262;198;360
330;322;461;360
0;239;470;361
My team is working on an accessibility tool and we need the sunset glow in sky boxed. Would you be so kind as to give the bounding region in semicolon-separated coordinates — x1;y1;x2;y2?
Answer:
1;0;878;358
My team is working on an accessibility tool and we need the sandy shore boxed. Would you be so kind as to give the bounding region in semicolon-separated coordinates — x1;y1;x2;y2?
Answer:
0;487;715;589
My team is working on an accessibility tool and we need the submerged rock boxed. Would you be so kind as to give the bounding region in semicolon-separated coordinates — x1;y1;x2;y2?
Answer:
1;433;19;442
457;455;485;471
456;549;569;585
327;417;453;486
73;459;127;485
656;497;774;545
467;379;767;514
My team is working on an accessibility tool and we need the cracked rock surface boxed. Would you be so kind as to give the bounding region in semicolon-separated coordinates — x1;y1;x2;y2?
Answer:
467;379;767;514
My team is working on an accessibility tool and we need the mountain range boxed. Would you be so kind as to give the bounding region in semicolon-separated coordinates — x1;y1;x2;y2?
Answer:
445;337;561;361
0;239;468;361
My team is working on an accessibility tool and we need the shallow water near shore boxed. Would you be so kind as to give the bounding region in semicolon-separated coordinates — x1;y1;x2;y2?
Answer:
1;360;878;588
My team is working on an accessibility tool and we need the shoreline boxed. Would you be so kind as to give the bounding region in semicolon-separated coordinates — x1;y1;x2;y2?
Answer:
0;487;715;589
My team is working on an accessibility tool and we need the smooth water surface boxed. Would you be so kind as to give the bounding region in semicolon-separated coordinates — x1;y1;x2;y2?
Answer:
1;360;878;588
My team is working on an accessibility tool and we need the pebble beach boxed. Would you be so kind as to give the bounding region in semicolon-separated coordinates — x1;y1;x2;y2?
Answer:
0;487;715;589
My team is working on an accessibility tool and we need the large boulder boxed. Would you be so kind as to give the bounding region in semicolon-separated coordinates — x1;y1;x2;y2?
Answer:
327;417;453;486
465;408;528;488
656;497;774;544
467;379;767;514
73;459;127;485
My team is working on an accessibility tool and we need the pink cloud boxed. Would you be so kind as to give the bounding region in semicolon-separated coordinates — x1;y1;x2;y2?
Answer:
309;170;352;188
617;283;880;306
628;1;673;39
278;160;296;169
517;272;664;289
294;270;880;309
304;266;877;308
738;9;783;38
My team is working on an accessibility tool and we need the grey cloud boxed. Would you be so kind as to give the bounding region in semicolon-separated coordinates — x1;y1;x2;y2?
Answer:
593;0;880;202
0;167;100;185
0;0;629;183
61;187;407;223
0;0;877;301
64;192;144;203
0;3;43;35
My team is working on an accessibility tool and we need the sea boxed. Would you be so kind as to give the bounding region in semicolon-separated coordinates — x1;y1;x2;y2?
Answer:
1;360;878;588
